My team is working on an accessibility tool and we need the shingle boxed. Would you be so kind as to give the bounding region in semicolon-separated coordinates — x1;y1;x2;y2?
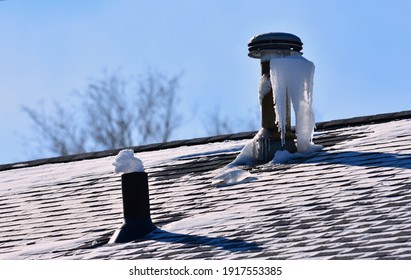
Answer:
1;114;411;260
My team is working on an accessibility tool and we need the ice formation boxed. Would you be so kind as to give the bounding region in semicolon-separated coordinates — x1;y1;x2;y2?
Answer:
270;54;315;152
211;166;252;186
258;74;272;105
113;149;145;174
230;128;272;166
271;144;323;164
223;54;318;167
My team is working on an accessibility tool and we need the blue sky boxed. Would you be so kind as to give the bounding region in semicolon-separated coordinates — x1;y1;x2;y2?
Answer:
1;0;410;164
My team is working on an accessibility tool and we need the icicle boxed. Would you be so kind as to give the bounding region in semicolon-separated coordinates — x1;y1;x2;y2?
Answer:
258;74;272;105
269;55;315;152
269;66;287;145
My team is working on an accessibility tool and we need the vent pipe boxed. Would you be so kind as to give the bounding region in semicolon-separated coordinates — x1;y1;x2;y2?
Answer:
109;172;156;243
248;32;304;162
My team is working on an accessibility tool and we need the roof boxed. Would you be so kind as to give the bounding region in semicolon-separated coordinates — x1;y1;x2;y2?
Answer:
1;110;411;260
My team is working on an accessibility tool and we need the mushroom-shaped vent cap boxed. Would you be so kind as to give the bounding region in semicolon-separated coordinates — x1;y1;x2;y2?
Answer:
248;32;303;58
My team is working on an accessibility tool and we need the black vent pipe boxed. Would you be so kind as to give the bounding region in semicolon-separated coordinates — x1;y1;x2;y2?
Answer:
109;172;156;243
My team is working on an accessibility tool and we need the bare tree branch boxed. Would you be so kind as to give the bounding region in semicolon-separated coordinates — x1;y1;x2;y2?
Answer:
82;74;135;149
23;70;183;157
136;71;182;143
203;106;260;136
22;102;86;155
203;106;234;135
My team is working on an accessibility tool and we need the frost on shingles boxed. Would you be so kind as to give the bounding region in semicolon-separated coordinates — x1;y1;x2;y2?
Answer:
270;54;316;152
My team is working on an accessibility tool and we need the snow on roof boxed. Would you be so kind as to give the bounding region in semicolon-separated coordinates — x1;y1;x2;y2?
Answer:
1;111;411;259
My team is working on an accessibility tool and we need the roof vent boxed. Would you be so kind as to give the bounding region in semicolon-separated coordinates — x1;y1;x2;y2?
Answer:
248;32;316;163
109;172;156;243
248;32;303;59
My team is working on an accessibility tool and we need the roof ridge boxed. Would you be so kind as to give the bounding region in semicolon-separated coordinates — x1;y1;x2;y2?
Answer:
1;110;410;171
315;110;411;129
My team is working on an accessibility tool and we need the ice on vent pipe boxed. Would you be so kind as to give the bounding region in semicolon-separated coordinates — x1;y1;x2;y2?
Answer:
250;32;319;160
226;32;320;168
211;33;320;185
269;54;315;152
258;55;315;152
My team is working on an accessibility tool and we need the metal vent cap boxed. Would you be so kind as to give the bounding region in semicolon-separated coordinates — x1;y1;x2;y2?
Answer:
248;32;303;58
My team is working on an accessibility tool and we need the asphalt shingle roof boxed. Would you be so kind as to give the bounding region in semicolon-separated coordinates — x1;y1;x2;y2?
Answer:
1;110;411;259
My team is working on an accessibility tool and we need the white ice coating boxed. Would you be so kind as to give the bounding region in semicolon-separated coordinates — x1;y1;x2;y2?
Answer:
113;149;145;174
258;74;272;105
271;144;323;164
270;54;315;152
211;166;252;186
